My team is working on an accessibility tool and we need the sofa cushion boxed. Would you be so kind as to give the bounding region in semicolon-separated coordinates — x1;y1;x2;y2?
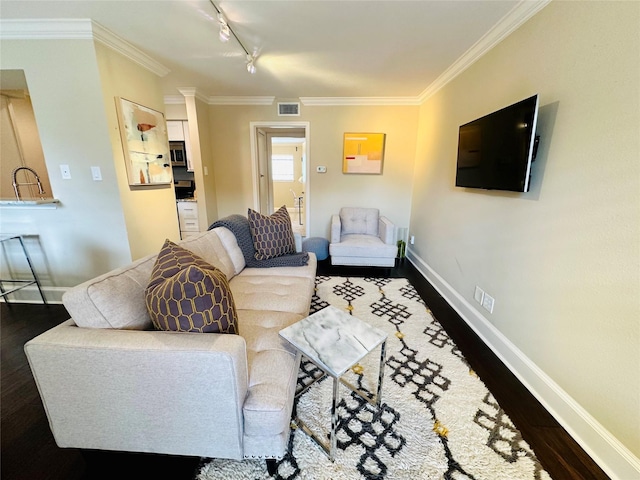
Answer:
146;240;238;334
339;207;380;236
247;206;296;260
62;254;157;330
230;274;314;317
211;226;246;275
178;230;237;281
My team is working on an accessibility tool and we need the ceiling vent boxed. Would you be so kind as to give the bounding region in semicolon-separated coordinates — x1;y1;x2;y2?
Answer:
278;102;300;116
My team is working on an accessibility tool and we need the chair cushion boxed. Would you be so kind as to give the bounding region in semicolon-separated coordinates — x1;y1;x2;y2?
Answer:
248;206;296;260
145;239;238;334
339;207;379;236
329;234;397;258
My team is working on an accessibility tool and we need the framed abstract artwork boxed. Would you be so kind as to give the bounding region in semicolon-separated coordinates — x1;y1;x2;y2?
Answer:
115;97;172;186
342;132;386;174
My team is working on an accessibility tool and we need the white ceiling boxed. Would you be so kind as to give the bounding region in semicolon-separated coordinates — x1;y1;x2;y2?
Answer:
0;0;545;101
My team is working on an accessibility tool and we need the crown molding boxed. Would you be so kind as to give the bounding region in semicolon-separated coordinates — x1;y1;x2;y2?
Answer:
0;19;170;77
207;96;276;106
300;96;421;106
91;22;170;77
418;0;551;103
177;88;210;104
0;19;93;39
164;95;186;105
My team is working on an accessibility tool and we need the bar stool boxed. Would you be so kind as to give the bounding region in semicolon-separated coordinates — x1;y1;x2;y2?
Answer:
0;235;47;304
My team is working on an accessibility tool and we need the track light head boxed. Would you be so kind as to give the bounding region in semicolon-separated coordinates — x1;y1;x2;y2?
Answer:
246;56;256;74
218;13;230;42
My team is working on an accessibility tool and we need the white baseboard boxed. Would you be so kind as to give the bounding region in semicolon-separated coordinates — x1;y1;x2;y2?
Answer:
406;248;640;480
0;285;66;304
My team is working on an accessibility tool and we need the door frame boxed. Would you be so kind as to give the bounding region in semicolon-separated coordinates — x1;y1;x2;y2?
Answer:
250;121;310;232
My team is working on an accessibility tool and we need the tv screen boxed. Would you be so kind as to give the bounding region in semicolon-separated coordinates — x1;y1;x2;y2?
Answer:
455;95;539;192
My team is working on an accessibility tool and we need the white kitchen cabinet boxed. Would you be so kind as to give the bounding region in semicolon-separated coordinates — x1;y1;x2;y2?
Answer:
177;201;199;239
167;120;184;141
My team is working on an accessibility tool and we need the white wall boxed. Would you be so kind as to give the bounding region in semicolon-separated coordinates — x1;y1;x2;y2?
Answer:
409;1;639;476
0;39;131;296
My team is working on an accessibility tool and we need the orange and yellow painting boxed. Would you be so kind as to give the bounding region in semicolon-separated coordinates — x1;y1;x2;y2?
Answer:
343;133;386;174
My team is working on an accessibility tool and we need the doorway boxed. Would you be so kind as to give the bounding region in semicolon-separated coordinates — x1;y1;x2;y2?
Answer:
250;122;310;238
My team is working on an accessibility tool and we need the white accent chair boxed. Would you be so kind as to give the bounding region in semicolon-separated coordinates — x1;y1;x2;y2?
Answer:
329;207;397;267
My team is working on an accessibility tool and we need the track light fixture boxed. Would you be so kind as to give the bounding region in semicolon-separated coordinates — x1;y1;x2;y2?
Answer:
246;55;256;74
209;0;257;74
217;13;230;43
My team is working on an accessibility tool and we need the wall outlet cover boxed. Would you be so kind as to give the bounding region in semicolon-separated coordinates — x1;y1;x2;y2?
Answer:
482;293;495;313
474;286;484;304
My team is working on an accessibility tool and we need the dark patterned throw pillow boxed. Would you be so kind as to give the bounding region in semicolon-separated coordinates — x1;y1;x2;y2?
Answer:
247;206;296;260
145;239;238;334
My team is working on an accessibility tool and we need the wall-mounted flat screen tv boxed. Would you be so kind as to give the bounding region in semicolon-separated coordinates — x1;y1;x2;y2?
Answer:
455;94;539;192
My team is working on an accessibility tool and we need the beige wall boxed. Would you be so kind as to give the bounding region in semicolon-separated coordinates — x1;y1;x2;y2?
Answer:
410;0;639;469
0;39;132;294
208;104;419;238
95;43;179;260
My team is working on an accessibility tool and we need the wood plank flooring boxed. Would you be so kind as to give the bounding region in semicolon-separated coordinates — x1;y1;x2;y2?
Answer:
1;259;610;479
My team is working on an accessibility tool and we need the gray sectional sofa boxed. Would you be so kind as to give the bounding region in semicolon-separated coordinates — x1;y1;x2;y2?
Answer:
24;227;316;464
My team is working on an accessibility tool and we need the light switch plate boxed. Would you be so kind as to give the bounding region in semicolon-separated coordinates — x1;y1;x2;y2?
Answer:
91;166;102;181
316;166;327;173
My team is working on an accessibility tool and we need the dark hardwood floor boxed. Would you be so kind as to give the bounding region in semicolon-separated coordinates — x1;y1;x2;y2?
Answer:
1;259;609;479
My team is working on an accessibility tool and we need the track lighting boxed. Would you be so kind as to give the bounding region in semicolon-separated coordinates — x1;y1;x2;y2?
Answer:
218;13;230;43
246;55;256;74
210;0;257;74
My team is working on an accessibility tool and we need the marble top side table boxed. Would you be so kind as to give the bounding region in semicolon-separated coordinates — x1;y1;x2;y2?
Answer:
279;305;388;461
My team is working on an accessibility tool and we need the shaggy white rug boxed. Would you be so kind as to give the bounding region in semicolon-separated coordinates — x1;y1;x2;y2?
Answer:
198;276;551;480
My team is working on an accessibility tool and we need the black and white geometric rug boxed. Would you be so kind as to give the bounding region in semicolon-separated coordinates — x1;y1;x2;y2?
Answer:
198;276;551;480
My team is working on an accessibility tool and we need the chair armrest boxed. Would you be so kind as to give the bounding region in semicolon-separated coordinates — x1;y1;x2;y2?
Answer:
24;320;248;459
330;214;342;243
379;216;396;245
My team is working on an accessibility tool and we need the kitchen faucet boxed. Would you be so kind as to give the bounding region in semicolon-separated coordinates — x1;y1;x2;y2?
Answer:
12;166;45;201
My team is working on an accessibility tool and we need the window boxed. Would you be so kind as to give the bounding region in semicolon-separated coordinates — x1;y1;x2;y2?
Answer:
271;154;294;182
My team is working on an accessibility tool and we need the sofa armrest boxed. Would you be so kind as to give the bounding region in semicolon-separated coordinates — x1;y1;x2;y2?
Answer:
379;216;395;245
330;214;342;243
25;320;248;459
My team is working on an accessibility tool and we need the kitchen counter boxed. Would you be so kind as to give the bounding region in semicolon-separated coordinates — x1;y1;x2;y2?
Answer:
0;199;60;209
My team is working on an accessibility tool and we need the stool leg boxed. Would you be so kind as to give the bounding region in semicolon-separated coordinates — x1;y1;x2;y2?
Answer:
18;236;47;305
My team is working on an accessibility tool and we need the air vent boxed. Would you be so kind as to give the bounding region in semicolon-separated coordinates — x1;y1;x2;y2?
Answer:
278;102;300;116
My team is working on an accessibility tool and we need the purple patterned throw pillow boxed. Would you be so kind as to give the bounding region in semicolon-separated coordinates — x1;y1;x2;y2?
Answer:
247;206;296;260
145;239;238;334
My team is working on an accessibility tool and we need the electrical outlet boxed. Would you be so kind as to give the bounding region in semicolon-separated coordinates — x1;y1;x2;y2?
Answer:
481;293;495;313
316;166;327;173
474;286;484;304
60;164;71;179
